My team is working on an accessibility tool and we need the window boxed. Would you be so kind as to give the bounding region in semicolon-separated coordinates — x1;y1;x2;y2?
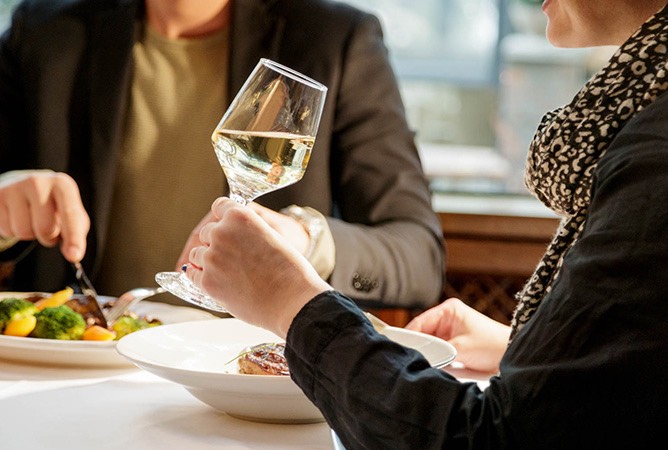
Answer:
0;0;16;31
2;0;610;197
344;0;501;86
342;0;610;195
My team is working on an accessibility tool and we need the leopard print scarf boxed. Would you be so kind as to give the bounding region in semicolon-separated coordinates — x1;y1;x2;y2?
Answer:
510;5;668;340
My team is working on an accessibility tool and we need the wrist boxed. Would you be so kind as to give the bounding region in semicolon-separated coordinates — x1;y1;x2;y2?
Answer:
280;205;323;259
280;205;335;279
276;282;331;338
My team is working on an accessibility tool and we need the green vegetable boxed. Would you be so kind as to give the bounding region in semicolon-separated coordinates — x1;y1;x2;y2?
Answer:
30;305;86;340
0;298;38;333
112;315;160;340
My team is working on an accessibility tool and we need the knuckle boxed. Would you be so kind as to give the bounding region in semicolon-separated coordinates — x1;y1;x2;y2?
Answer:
21;175;46;195
52;171;75;185
59;202;87;219
36;222;58;239
226;204;251;220
12;224;34;240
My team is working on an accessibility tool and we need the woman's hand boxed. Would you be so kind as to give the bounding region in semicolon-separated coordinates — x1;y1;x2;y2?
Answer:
406;298;510;373
176;203;310;270
247;203;310;256
185;197;330;338
175;210;215;270
0;170;89;262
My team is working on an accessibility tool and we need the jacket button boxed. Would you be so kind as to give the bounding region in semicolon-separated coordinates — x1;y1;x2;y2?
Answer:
352;273;378;292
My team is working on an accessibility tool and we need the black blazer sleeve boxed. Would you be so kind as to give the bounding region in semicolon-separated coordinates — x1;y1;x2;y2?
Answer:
262;1;445;308
326;12;445;309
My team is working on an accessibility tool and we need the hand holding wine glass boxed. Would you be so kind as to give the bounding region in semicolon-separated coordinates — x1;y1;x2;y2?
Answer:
156;59;327;312
187;197;332;338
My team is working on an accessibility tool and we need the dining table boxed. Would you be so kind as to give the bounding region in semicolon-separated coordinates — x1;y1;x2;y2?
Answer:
0;353;491;449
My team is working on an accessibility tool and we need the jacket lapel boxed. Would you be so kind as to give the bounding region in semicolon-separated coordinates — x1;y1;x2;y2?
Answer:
84;0;285;266
88;0;139;268
229;0;285;96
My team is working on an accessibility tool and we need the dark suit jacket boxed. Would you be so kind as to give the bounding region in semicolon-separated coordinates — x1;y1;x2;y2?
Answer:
0;0;445;308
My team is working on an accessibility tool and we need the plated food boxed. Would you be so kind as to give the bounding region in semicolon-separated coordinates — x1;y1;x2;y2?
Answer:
237;342;289;376
0;291;216;367
117;318;457;423
0;288;160;341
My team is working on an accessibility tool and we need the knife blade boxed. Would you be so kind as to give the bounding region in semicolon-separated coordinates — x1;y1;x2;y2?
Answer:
71;261;108;328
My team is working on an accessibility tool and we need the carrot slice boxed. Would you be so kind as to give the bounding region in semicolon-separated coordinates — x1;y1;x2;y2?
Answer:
4;315;37;336
35;287;74;311
82;325;116;341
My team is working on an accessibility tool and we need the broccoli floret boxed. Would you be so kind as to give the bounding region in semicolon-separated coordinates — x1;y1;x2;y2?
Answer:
0;298;38;333
30;305;86;340
112;315;144;339
112;315;161;340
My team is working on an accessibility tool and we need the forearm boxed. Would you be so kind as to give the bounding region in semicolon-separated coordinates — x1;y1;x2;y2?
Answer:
286;292;505;450
326;13;444;307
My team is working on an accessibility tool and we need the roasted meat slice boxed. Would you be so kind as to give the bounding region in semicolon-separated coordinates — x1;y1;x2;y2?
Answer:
238;342;290;376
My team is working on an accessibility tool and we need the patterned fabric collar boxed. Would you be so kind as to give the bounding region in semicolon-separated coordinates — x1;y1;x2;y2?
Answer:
510;5;668;339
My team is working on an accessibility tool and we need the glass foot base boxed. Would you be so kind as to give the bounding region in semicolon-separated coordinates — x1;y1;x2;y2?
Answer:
155;271;228;313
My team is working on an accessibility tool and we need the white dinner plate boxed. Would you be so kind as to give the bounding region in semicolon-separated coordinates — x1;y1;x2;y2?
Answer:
116;318;457;424
0;292;215;368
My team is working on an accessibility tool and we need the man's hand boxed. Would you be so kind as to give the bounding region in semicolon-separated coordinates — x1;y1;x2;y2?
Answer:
0;170;90;262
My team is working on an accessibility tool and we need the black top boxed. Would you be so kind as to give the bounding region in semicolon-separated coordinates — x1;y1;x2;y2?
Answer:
285;91;668;449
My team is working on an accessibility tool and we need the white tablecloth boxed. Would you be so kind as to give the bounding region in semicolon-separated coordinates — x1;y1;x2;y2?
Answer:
0;360;490;450
0;361;334;450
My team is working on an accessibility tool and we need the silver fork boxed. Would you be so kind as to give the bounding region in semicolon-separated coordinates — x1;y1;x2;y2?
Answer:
104;286;166;324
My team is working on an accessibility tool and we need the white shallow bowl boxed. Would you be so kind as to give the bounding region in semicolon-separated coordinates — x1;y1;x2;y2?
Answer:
0;292;215;368
116;318;456;424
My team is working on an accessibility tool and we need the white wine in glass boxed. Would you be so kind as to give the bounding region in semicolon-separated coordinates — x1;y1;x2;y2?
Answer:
212;129;314;204
156;59;327;312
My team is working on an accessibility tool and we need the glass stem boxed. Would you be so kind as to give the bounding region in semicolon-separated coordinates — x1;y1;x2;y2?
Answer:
229;190;249;206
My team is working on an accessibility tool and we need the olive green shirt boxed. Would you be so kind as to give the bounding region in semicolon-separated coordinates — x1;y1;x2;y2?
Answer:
97;25;229;296
96;24;334;297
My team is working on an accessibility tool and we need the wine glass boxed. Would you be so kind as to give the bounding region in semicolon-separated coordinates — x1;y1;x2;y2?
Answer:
155;59;328;312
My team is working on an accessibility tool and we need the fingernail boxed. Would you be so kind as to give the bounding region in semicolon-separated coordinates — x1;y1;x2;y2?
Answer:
65;244;84;261
181;264;188;273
